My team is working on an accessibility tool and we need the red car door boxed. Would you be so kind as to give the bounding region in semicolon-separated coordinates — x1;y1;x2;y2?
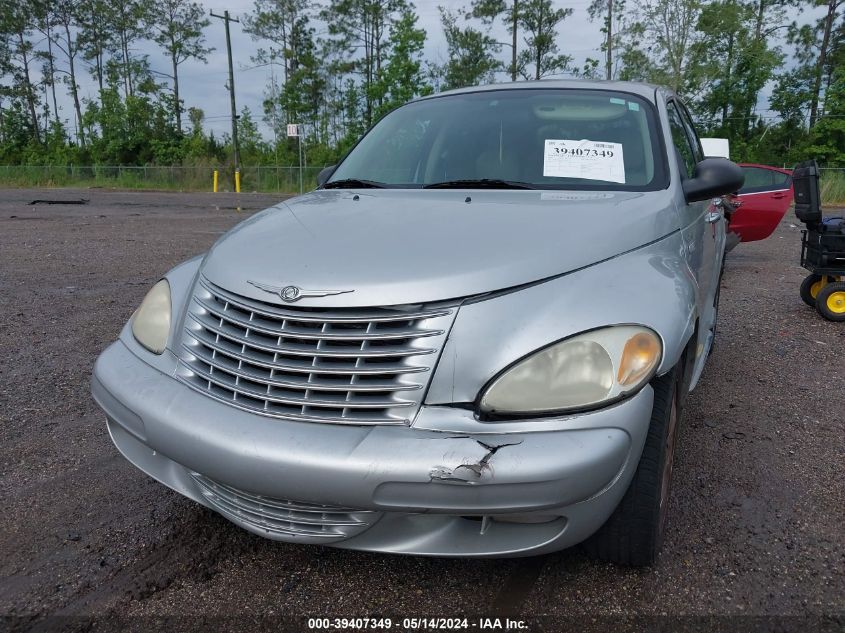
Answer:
730;164;794;242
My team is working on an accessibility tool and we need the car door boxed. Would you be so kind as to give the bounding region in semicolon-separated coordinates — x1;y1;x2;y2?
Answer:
667;99;722;356
731;164;794;242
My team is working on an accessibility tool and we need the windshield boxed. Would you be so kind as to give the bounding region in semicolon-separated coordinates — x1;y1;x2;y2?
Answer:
327;88;667;191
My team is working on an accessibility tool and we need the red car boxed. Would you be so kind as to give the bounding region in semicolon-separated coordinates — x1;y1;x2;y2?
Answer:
728;164;794;243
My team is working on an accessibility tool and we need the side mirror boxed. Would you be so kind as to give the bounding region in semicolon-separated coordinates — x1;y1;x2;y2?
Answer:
683;158;744;203
316;165;336;187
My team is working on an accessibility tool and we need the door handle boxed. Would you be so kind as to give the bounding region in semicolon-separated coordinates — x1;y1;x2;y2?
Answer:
705;212;721;224
772;193;785;199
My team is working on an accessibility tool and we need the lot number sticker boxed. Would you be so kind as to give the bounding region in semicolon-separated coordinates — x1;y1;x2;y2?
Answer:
543;139;625;183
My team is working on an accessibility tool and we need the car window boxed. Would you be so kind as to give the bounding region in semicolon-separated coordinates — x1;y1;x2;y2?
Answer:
739;166;792;194
676;102;704;163
328;89;668;190
666;102;697;178
358;119;432;184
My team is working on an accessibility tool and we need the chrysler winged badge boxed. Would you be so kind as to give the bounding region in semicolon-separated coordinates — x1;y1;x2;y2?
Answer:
247;280;354;303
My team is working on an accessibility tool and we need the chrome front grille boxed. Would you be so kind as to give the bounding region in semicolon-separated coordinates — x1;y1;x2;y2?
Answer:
176;277;456;425
190;473;379;542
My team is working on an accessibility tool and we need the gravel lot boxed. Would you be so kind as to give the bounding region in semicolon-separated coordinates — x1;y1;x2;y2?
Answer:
1;188;843;632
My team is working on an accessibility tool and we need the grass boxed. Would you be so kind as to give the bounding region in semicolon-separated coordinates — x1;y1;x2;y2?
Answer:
820;170;845;205
0;165;321;194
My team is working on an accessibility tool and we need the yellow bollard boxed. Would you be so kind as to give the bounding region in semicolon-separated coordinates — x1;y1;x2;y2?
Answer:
213;170;218;193
234;169;241;193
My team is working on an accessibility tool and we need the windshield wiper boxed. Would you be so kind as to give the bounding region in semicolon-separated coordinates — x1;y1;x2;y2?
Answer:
322;178;387;189
423;178;536;190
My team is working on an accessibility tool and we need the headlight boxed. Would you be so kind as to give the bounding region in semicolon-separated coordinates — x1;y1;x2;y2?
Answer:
131;279;172;354
479;326;662;416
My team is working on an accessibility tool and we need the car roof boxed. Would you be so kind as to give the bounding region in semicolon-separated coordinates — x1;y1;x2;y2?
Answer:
416;79;667;104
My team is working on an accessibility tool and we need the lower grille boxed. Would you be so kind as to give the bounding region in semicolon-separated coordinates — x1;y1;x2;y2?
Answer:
177;277;456;425
190;473;378;542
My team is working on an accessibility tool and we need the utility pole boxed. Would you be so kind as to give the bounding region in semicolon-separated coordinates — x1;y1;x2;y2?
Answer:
211;10;241;177
270;48;280;190
605;0;613;80
511;0;518;82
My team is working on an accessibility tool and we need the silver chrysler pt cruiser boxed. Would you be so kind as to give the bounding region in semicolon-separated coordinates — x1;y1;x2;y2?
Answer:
92;81;744;565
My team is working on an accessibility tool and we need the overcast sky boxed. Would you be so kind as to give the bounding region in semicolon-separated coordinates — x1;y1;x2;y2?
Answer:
60;0;825;140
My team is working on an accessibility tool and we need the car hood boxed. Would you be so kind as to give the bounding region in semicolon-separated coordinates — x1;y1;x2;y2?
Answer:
201;189;678;307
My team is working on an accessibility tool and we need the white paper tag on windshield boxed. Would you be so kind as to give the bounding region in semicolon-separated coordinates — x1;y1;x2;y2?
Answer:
543;139;626;183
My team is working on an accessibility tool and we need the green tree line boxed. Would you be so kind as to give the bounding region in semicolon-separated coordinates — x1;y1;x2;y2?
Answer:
0;0;842;170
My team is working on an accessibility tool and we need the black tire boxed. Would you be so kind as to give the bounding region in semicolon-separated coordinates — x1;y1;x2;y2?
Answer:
816;281;845;322
800;274;823;307
582;361;683;566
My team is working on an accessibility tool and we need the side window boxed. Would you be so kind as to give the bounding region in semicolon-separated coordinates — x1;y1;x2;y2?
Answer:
742;167;777;189
666;102;697;178
739;166;793;194
677;102;704;163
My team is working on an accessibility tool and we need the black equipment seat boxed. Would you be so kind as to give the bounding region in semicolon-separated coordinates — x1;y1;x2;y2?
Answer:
793;159;822;228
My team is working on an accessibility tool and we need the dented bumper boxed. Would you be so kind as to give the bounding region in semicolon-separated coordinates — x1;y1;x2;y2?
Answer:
92;340;655;557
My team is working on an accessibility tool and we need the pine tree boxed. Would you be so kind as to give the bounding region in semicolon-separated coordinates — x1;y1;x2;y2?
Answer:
516;0;572;80
321;0;410;127
789;0;845;127
150;0;212;134
587;0;627;79
371;8;429;120
0;0;42;143
45;0;88;146
468;0;519;81
76;0;112;94
439;6;502;89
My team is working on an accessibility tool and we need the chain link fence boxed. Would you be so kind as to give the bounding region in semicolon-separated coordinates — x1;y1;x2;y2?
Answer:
0;165;325;193
1;164;843;202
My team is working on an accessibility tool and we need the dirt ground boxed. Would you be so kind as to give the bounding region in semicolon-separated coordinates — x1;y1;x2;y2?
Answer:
0;188;843;633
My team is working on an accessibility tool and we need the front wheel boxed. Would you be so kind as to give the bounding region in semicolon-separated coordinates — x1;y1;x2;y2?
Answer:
816;281;845;321
582;362;683;566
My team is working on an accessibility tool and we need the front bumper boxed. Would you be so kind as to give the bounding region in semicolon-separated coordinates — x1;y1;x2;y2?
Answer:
92;340;655;557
